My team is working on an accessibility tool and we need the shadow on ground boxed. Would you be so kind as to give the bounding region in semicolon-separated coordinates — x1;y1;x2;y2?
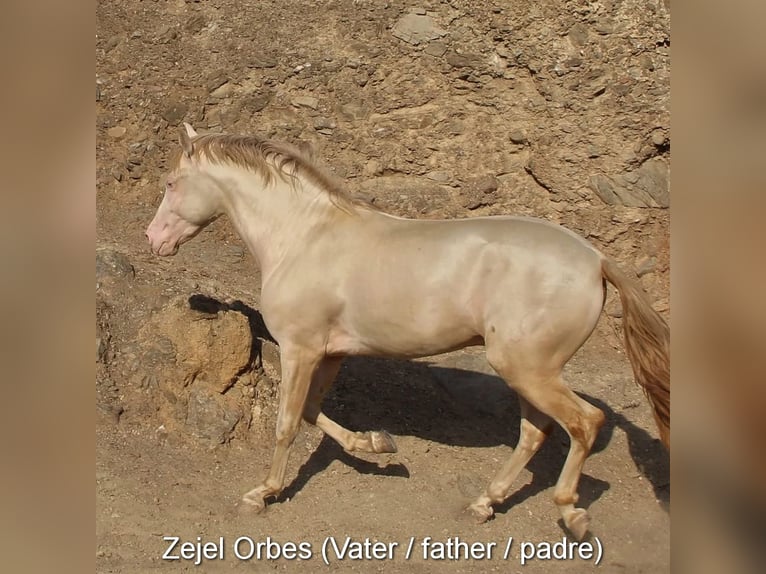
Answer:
195;295;669;514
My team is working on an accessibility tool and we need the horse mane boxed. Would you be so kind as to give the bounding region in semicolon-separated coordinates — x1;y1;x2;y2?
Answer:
181;133;375;213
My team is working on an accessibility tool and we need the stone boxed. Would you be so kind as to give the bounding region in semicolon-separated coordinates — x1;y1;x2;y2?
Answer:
313;117;336;130
96;247;135;281
588;157;669;208
244;92;272;113
651;129;667;147
425;170;451;182
143;297;253;394
210;81;233;99
391;13;447;46
292;95;319;110
445;51;483;70
636;256;658;277
461;175;499;210
248;55;277;69
338;102;368;121
509;129;527;144
107;126;127;139
424;41;447;57
186;386;242;444
568;23;589;47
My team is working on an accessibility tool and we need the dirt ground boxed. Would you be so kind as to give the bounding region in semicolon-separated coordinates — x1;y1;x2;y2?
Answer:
96;1;670;572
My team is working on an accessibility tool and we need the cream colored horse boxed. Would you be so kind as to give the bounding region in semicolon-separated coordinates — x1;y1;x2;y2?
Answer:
147;123;669;540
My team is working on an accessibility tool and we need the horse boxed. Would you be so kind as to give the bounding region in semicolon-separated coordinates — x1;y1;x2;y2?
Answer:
146;123;669;540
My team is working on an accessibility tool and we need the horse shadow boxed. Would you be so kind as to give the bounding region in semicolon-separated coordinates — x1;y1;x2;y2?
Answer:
189;295;669;515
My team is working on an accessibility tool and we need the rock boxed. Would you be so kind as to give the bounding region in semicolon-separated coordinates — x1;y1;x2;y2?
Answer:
107;126;127;139
142;297;253;394
445;51;483;70
594;20;615;35
509;129;527;144
243;92;272;113
210;81;233;99
248;55;277;69
588;158;669;208
186;386;242;444
258;340;281;379
425;170;450;183
161;101;188;125
96;247;135;281
635;256;658;277
207;74;228;93
391;13;447;46
651;129;667;147
363;159;383;177
461;175;499;210
313;117;336;130
156;25;178;44
338;102;368;121
292;95;319;110
424;41;447;57
568;23;589;47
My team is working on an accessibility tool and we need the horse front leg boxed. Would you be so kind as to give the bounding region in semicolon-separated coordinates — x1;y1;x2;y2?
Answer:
241;345;322;512
303;356;397;454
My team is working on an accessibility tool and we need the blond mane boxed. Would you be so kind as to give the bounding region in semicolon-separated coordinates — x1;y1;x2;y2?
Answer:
179;133;375;213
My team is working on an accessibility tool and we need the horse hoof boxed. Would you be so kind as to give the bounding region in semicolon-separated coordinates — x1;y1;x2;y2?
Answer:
371;430;398;453
466;503;494;524
240;492;266;514
565;508;591;541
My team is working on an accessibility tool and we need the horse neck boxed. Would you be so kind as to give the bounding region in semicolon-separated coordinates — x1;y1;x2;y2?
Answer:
214;163;340;277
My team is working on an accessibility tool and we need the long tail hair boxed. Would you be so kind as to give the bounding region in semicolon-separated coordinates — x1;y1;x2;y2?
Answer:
601;257;670;449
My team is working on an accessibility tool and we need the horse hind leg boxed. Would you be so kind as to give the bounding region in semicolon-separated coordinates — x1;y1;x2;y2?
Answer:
484;353;605;540
468;398;553;522
303;357;397;454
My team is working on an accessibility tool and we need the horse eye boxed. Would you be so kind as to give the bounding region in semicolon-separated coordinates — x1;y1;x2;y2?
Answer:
166;180;175;191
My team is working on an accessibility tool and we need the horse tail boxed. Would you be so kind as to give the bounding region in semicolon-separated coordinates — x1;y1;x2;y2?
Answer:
601;257;670;449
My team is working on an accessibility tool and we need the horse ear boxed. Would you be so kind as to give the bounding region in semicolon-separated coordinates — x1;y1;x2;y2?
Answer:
179;123;197;157
183;122;199;138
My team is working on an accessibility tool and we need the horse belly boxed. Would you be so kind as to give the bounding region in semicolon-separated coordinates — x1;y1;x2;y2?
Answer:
326;300;483;358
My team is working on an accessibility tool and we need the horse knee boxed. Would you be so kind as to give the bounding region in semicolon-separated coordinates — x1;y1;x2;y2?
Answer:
275;415;302;444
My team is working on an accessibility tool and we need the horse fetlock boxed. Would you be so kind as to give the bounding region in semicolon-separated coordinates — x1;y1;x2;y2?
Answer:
370;430;397;453
553;492;579;506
